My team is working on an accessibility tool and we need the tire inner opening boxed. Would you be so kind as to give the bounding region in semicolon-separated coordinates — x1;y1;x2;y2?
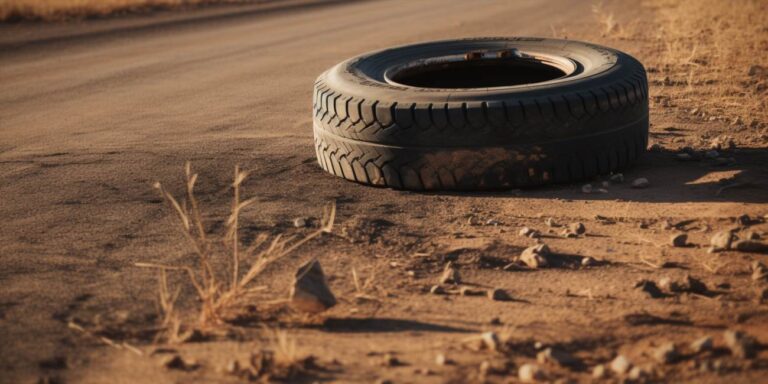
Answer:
388;58;568;89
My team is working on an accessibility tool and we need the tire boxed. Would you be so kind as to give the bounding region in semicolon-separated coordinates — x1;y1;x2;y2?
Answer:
312;37;648;190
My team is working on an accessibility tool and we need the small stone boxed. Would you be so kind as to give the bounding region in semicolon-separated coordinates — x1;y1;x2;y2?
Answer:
745;231;761;240
519;227;540;238
467;216;480;226
685;275;708;294
518;363;545;382
751;261;768;281
480;332;500;351
658;276;683;293
289;259;337;313
609;173;624;183
710;230;736;251
544;217;559;227
520;244;551;268
676;153;693;161
380;353;401;367
568;222;586;235
581;257;597;267
704;150;720;159
653;342;678;364
592;364;607;379
536;348;579;367
733;240;768;253
601;181;611;188
581;184;593;194
224;359;240;374
489;288;512;301
628;366;647;380
161;355;197;371
439;262;460;284
435;353;451;366
414;367;432;375
631;178;650;189
609;355;631;375
690;108;700;115
724;330;757;359
292;217;307;228
670;233;688;247
690;336;713;354
635;279;664;298
486;219;501;226
430;285;446;295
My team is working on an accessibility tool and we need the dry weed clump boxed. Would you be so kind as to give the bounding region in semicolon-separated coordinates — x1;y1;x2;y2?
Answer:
137;163;335;342
0;0;246;22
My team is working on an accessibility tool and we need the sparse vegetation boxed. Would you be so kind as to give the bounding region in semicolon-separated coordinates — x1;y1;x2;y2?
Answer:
0;0;250;21
137;163;335;341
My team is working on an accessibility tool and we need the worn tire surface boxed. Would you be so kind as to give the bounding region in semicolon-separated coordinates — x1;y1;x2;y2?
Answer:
313;37;648;190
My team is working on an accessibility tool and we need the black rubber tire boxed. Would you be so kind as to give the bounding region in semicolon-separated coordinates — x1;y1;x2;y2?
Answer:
312;37;648;190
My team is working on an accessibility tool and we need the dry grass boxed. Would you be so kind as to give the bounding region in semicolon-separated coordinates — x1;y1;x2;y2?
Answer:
585;0;768;148
137;162;335;342
0;0;251;21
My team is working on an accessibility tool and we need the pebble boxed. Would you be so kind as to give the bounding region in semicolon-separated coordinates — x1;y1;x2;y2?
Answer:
467;216;480;226
568;222;586;235
635;279;664;298
684;275;709;294
581;184;593;194
289;259;337;313
631;178;649;189
658;276;682;293
488;288;512;301
652;342;678;364
581;256;597;267
519;227;540;238
520;244;551;268
439;262;460;284
609;355;631;375
161;355;197;371
518;363;545;382
486;219;501;226
292;217;307;228
751;261;768;281
592;364;607;379
670;233;688;247
628;366;647;380
435;353;450;366
676;153;693;161
704;150;720;159
609;173;624;183
690;336;713;354
544;217;559;227
536;348;579;367
224;359;240;374
481;331;500;351
710;230;736;252
381;353;401;367
724;330;757;359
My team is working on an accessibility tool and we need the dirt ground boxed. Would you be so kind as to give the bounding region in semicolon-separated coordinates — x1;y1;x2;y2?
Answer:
1;0;767;383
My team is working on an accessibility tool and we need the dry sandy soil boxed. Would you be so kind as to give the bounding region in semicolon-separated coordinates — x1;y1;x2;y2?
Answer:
1;0;767;383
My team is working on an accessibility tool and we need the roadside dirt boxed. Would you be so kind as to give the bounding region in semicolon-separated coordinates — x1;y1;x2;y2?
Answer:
0;0;766;383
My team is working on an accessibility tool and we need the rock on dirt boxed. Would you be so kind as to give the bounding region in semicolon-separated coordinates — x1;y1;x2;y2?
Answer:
592;364;607;379
289;259;337;313
439;262;460;284
690;336;713;354
609;173;624;183
520;244;551;268
752;261;768;282
634;279;664;298
435;353;451;366
536;347;580;368
161;355;198;371
670;233;688;247
518;363;545;382
519;227;540;238
652;342;679;364
292;217;307;228
488;288;512;301
480;331;500;351
631;178;649;189
429;285;446;295
610;355;631;375
724;330;758;359
581;256;597;267
710;230;736;252
567;222;586;235
544;217;559;227
581;184;593;194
